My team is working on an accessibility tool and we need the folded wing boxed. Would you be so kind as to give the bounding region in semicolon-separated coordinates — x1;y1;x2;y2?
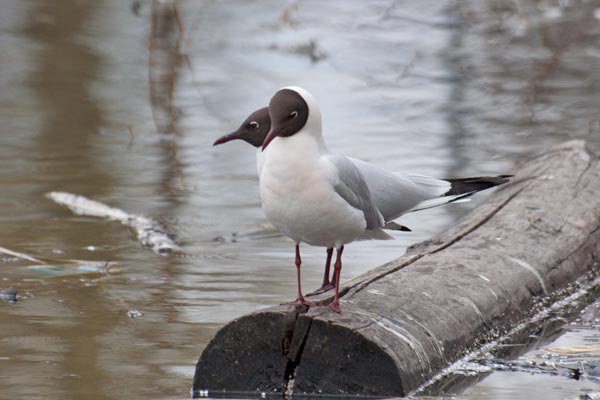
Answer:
328;155;385;230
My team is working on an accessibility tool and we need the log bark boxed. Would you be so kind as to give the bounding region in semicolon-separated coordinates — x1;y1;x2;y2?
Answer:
193;141;600;397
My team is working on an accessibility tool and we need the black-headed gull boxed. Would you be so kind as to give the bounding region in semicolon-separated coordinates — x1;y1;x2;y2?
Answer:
213;107;411;297
216;87;510;312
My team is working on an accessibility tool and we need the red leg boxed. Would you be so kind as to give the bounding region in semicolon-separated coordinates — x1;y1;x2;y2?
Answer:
322;247;333;287
306;247;335;296
331;263;338;286
281;244;314;307
328;246;344;313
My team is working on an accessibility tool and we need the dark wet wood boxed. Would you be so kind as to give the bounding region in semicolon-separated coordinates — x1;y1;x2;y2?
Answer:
193;141;600;397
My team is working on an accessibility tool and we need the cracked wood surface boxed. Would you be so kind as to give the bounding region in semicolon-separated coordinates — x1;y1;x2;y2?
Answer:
193;141;600;397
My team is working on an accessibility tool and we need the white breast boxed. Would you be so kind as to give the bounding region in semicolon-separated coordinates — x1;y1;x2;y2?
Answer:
260;134;367;248
256;147;265;179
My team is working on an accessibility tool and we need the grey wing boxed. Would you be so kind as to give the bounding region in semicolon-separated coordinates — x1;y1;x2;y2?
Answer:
349;158;448;221
328;155;385;230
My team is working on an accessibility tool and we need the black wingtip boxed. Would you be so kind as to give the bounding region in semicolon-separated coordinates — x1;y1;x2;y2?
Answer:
444;175;512;196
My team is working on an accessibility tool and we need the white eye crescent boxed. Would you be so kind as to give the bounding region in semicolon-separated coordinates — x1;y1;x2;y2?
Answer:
249;121;259;129
289;111;298;119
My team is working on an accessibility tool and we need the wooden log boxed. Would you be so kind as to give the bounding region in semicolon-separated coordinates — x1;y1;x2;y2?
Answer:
193;141;600;397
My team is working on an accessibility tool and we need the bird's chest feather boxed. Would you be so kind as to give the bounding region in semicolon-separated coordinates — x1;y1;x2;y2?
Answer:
260;142;365;245
261;152;333;219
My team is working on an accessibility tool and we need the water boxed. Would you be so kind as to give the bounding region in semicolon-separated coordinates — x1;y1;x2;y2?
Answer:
0;0;599;399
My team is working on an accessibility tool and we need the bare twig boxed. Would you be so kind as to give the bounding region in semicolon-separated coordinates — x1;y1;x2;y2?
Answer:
0;246;46;264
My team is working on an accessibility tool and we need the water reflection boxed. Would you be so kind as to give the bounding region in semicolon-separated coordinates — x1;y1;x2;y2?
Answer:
446;0;600;166
149;0;182;136
24;0;111;193
0;0;599;399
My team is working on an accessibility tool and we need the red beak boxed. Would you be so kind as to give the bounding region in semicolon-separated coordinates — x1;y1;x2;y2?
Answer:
213;132;239;146
261;129;279;151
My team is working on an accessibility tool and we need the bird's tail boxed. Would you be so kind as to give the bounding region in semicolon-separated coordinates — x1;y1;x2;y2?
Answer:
409;175;512;213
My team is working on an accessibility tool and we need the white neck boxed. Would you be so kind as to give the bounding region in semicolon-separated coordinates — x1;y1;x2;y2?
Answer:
281;86;327;152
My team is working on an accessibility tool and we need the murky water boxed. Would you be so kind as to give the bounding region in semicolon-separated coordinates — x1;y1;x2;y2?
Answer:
0;0;599;399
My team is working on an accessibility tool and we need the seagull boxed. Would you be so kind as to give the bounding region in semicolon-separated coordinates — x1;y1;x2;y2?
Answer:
259;86;510;312
214;108;409;296
214;102;510;308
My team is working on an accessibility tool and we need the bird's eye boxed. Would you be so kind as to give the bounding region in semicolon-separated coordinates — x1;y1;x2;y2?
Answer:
289;111;298;119
248;121;259;129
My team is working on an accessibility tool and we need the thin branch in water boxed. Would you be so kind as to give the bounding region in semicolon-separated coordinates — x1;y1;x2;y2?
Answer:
47;192;181;255
0;246;46;264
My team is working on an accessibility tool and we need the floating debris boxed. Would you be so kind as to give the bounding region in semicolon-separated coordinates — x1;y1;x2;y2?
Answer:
0;246;46;264
483;358;581;380
0;243;114;278
127;309;144;319
0;287;17;304
47;192;180;255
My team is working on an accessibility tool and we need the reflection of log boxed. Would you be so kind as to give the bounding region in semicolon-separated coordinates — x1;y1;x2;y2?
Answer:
193;141;600;397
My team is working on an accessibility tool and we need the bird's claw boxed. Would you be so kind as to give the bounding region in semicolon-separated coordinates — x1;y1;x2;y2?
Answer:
280;298;315;307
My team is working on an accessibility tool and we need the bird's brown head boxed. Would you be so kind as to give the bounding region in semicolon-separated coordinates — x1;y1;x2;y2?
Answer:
213;107;271;148
262;89;309;151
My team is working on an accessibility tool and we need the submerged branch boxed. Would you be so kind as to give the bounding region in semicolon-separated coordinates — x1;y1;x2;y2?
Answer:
0;246;46;264
47;192;180;255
